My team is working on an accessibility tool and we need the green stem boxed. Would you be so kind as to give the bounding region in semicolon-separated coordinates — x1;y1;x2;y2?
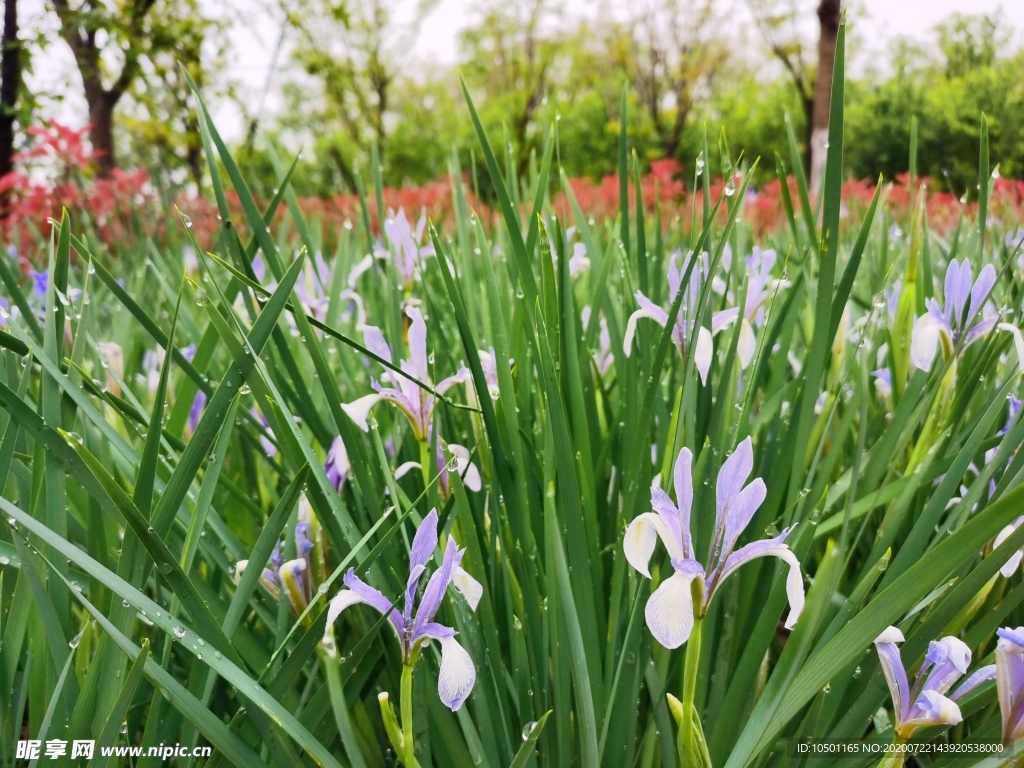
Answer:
419;438;432;497
874;733;907;768
679;617;703;765
401;661;415;767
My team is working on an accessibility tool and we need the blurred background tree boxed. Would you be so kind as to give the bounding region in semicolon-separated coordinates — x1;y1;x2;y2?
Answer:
18;0;1024;196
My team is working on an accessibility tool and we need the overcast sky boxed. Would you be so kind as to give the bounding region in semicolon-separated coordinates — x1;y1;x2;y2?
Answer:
26;0;1024;142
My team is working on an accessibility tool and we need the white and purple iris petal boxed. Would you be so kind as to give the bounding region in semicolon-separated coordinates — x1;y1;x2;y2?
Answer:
342;306;469;441
873;627;993;739
623;437;805;649
324;509;482;711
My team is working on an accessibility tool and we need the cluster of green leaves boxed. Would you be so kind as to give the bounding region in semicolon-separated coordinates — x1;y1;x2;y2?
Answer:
1;22;1024;768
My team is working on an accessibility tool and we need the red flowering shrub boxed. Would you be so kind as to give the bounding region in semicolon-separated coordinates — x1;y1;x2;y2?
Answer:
9;121;1024;266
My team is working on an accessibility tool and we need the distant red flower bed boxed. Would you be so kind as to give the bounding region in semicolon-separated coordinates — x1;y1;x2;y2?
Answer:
5;122;1024;269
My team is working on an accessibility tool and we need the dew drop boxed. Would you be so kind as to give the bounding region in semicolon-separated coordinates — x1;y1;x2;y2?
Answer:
521;721;537;741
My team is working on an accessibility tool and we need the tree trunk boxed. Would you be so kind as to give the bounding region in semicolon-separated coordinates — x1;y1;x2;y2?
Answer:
87;90;117;177
810;0;841;195
802;94;814;176
0;0;19;198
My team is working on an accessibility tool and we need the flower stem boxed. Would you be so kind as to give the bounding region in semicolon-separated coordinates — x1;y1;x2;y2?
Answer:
874;734;907;768
679;617;705;766
419;438;432;497
401;661;416;767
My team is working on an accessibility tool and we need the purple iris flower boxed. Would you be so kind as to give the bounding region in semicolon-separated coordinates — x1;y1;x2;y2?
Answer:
235;496;324;615
233;559;281;602
187;390;207;437
623;250;739;385
342;305;468;441
911;259;997;370
874;627;994;739
249;408;277;457
31;270;48;301
623;437;805;648
324;436;350;492
997;627;1024;743
324;509;482;711
382;208;434;290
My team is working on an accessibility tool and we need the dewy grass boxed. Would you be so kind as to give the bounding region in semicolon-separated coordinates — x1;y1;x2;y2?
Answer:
3;19;1024;768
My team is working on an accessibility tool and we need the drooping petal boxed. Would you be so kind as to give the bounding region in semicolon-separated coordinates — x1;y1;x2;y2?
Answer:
715;528;804;629
394;461;422;480
673;447;694;558
693;325;713;385
341;393;386;431
453;566;483;611
997;628;1024;741
737;319;757;368
875;626;911;728
461;461;482;492
911;314;944;371
347;255;374;287
324;590;368;640
905;690;962;730
994;521;1023;577
436;635;477;711
644;568;700;649
623;304;669;355
623;512;686;578
341;567;404;637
